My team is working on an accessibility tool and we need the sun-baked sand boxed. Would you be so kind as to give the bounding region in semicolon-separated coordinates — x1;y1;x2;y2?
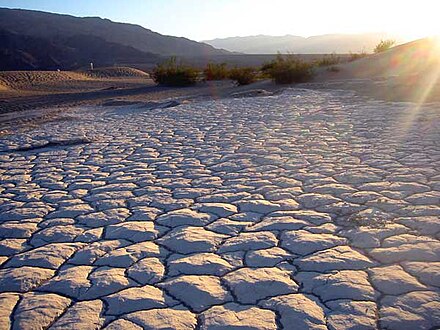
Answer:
310;38;440;103
0;87;439;329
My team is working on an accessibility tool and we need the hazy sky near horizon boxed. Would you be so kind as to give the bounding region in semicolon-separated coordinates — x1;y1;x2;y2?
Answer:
0;0;438;41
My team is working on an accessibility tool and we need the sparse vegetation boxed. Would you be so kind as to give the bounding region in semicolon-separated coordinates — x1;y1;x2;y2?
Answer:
348;51;368;62
315;54;340;67
152;57;199;87
228;67;257;85
260;62;275;77
327;66;340;72
203;62;229;80
262;54;314;84
374;39;396;53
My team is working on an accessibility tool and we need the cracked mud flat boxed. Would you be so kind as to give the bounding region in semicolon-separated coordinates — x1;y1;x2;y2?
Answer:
0;88;439;330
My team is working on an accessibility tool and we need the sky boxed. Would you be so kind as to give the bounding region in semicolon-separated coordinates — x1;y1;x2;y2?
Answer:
0;0;438;41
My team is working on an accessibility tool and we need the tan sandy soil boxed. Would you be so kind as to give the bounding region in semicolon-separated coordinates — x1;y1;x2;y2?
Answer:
0;68;152;94
308;37;440;102
82;67;150;78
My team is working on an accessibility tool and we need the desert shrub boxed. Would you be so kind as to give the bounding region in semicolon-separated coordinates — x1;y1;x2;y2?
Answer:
315;54;340;67
228;67;257;85
204;62;229;80
374;39;396;53
152;57;198;86
327;66;340;72
261;62;275;76
348;51;368;62
262;54;314;84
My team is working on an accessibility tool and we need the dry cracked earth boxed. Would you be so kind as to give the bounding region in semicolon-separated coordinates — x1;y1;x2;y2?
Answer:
0;89;439;330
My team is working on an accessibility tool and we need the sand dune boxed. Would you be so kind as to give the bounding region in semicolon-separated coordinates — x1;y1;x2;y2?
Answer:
0;67;150;91
311;37;440;102
81;67;150;79
0;71;90;90
0;67;156;123
322;37;440;80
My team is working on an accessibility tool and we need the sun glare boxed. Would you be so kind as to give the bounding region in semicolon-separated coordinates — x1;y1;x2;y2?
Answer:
395;35;440;143
434;36;440;50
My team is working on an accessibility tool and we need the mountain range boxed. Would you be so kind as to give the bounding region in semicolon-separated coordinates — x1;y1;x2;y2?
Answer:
203;33;401;54
0;28;164;71
0;8;404;71
0;8;226;70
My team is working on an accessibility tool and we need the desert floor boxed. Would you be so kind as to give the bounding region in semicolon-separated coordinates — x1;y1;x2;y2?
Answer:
0;75;290;135
2;69;439;137
0;85;439;329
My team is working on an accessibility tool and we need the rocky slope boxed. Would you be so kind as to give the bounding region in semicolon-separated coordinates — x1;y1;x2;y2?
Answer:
0;8;228;70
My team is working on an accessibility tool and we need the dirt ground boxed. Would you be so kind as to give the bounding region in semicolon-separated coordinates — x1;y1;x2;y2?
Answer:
0;73;288;135
2;37;440;135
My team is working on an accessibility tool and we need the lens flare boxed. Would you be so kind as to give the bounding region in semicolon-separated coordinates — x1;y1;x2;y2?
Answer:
395;37;440;141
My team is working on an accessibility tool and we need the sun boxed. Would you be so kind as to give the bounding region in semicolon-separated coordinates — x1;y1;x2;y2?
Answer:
383;3;440;42
434;36;440;49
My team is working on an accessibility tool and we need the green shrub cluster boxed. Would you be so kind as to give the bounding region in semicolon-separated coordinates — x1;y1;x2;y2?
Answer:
262;54;314;84
152;57;199;87
204;62;229;80
374;39;396;53
327;66;340;72
228;67;257;85
348;51;368;62
315;54;340;67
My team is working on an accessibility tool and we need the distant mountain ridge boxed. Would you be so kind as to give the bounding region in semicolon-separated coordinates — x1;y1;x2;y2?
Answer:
0;8;227;56
203;33;400;54
0;8;228;70
0;28;162;71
